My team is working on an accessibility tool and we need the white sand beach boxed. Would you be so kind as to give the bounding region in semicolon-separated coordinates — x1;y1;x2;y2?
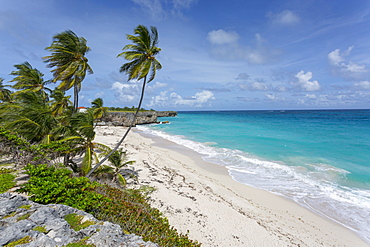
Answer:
94;126;369;247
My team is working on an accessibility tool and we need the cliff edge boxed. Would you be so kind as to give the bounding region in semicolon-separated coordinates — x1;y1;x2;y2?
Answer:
99;111;177;127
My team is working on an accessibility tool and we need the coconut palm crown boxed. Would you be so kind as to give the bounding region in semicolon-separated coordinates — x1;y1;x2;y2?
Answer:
117;25;162;84
43;30;93;112
10;62;52;100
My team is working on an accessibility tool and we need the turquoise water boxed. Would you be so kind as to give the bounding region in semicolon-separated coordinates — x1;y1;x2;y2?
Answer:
137;110;370;242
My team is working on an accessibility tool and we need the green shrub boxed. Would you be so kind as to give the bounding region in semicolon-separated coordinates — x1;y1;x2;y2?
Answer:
18;164;108;211
0;173;16;193
20;165;201;247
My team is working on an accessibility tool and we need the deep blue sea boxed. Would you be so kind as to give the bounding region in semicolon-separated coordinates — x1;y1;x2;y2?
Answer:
137;110;370;242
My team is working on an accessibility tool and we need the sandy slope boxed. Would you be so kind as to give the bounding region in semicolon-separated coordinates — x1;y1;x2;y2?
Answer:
94;126;369;247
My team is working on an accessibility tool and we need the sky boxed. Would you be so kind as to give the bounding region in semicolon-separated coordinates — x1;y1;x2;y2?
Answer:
1;0;370;111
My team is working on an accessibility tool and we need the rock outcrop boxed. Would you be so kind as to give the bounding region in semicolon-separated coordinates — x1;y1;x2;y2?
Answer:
99;111;177;127
0;193;158;247
156;111;177;117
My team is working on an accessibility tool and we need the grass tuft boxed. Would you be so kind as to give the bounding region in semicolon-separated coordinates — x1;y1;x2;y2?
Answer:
64;213;96;231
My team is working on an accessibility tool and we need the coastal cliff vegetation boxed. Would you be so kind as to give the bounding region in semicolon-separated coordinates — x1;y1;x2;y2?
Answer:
0;26;199;246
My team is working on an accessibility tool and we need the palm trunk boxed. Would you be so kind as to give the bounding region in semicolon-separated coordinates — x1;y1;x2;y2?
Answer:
73;84;79;114
86;77;147;177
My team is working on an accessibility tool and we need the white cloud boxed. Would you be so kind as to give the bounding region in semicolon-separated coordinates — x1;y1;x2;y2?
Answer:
152;81;167;88
305;94;317;99
239;81;269;91
173;0;196;10
132;0;197;19
267;10;300;25
264;93;285;102
265;93;277;100
111;81;141;103
328;49;344;66
207;29;239;45
95;91;105;98
294;71;321;91
132;0;164;19
354;81;370;90
149;90;215;107
328;46;368;76
208;32;280;64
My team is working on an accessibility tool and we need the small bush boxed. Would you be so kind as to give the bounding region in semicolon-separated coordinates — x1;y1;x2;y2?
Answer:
0;173;16;193
18;164;108;211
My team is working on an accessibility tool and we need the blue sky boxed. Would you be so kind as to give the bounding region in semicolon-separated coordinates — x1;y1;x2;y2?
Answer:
1;0;370;110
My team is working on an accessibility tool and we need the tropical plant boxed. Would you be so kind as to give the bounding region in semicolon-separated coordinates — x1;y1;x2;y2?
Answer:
0;91;58;144
87;25;162;177
43;30;93;112
62;109;110;175
97;148;136;187
9;62;52;100
18;164;107;211
49;89;73;117
0;78;13;102
91;97;108;121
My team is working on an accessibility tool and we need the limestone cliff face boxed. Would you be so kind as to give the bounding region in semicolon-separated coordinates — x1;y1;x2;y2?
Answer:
99;111;177;127
156;111;177;117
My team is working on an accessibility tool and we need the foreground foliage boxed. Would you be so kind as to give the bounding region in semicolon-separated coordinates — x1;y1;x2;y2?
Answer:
0;168;16;193
19;164;106;212
19;165;201;247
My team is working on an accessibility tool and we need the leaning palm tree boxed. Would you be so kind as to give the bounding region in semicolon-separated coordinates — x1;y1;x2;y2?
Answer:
87;25;162;177
0;91;58;143
9;62;52;100
43;30;93;113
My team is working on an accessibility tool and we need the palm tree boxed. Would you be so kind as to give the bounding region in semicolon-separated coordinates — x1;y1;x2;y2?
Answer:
62;109;110;175
0;78;12;103
97;148;136;187
43;30;93;113
0;91;58;143
91;97;108;121
9;62;52;100
49;89;73;117
87;25;162;177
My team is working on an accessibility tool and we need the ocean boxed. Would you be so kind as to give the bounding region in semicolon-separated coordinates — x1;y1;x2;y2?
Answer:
136;109;370;242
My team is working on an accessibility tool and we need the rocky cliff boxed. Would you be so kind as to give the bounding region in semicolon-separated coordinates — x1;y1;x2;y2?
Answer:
99;111;177;127
0;193;158;247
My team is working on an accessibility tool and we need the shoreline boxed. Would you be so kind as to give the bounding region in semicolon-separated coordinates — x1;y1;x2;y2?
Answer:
95;126;369;246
